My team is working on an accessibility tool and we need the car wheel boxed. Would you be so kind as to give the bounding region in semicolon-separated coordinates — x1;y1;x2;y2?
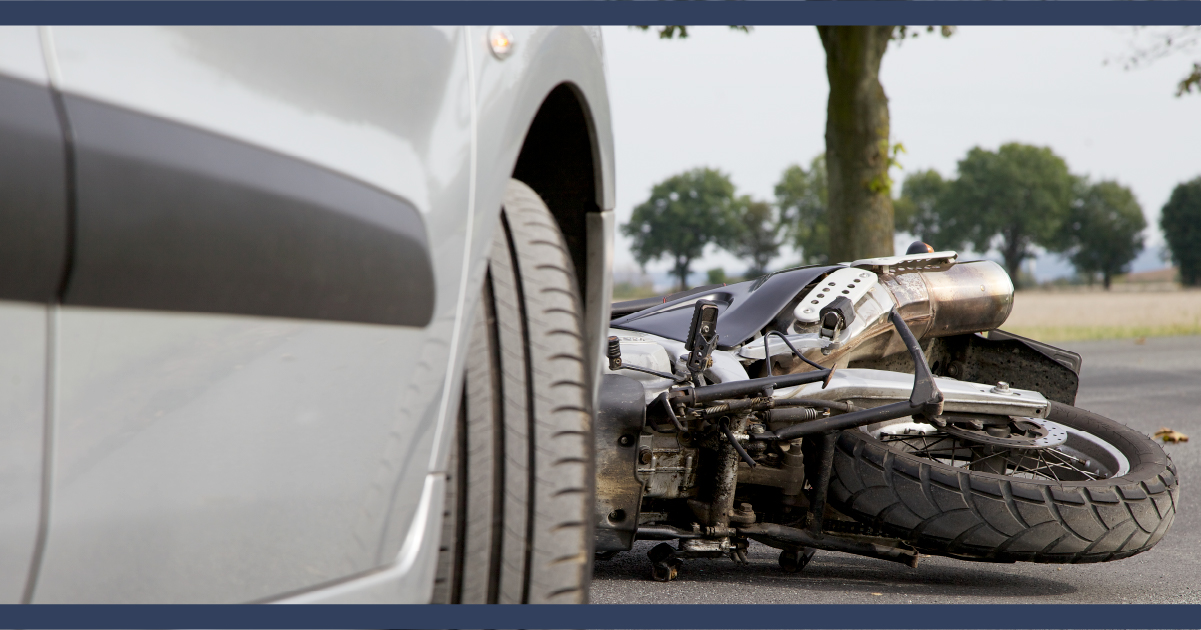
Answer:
432;179;593;603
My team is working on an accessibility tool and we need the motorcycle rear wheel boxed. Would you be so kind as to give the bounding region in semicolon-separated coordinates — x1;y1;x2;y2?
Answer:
825;402;1179;563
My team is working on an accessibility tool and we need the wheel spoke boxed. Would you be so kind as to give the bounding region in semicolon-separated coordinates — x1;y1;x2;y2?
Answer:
1043;449;1100;480
877;423;1115;482
1008;453;1035;478
911;435;951;458
1001;451;1056;481
1046;448;1101;479
1039;450;1060;482
1014;450;1064;481
961;448;1011;469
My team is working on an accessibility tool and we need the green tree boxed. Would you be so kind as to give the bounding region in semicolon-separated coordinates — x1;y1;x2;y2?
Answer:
1059;180;1147;289
622;167;739;291
1161;177;1201;286
894;169;948;245
934;143;1075;282
728;196;781;277
1121;26;1201;96
1182;63;1201;95
775;156;830;265
636;26;952;263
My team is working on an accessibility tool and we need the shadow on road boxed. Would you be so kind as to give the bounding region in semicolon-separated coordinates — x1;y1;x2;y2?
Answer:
592;541;1077;600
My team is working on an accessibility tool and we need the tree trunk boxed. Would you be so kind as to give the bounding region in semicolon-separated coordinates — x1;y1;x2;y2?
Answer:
818;26;896;263
1103;272;1112;290
1001;231;1025;287
674;256;691;291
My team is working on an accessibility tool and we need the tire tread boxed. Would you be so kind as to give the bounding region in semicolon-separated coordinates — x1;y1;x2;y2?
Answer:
826;402;1178;563
433;179;592;603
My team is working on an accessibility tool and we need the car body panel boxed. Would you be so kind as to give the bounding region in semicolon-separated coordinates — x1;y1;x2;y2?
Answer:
0;26;50;84
471;26;614;232
0;303;49;604
0;26;58;605
0;25;612;604
274;472;444;604
31;309;453;603
30;26;473;603
277;25;616;601
42;26;464;212
428;25;615;475
470;23;615;424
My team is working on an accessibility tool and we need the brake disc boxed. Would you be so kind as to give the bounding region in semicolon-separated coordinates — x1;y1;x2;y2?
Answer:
942;416;1069;449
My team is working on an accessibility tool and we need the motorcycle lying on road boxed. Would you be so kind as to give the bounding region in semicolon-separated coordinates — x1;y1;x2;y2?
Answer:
595;245;1179;580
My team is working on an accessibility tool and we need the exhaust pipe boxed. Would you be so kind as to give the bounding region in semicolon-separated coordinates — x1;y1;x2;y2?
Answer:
883;260;1014;340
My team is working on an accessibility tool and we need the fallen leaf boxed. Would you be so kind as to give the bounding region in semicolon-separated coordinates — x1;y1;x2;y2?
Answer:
871;592;883;596
1154;428;1189;444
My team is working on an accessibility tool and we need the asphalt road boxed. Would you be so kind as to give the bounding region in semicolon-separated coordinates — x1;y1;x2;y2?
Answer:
590;336;1201;604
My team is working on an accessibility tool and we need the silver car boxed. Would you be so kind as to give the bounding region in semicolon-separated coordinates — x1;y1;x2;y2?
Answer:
0;25;614;604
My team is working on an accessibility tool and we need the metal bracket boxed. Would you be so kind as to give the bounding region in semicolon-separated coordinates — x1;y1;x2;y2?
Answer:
849;250;958;275
684;300;720;374
795;267;878;324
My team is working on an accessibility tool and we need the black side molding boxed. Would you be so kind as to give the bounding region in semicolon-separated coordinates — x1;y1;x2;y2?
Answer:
0;76;69;302
60;96;435;327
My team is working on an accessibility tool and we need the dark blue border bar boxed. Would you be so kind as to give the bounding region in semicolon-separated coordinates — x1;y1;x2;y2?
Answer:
1;604;1200;629
0;1;1200;25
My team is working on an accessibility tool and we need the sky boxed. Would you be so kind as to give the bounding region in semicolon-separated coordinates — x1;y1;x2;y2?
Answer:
600;26;1201;286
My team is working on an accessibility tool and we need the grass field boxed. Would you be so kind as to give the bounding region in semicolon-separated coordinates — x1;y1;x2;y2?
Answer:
1003;289;1201;342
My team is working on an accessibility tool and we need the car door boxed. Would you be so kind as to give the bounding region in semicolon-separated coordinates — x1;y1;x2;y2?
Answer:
0;25;69;604
28;26;475;603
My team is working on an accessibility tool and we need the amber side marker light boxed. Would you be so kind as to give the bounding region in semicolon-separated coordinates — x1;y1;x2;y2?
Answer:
489;26;514;59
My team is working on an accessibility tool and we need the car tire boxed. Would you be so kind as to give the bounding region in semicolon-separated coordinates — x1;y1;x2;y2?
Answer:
432;179;593;603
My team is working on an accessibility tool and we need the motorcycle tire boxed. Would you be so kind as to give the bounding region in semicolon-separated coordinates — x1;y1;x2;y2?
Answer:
825;401;1178;564
431;180;593;603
